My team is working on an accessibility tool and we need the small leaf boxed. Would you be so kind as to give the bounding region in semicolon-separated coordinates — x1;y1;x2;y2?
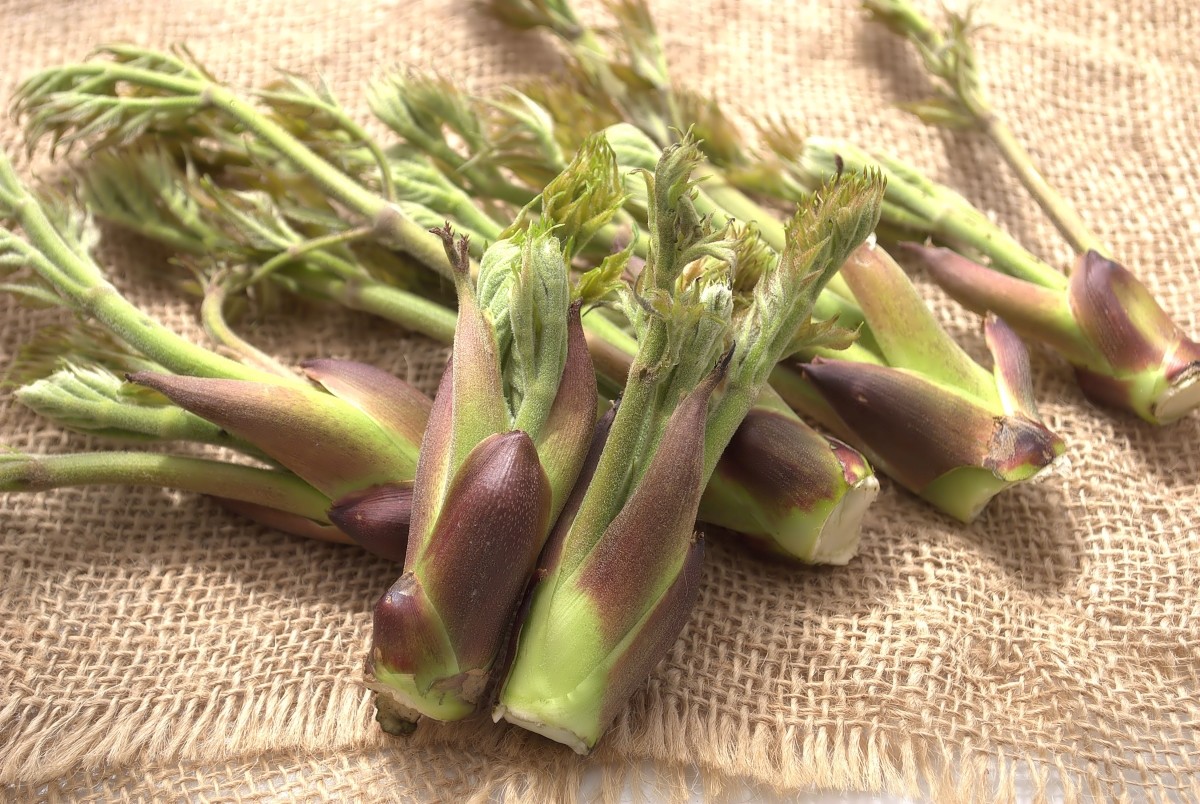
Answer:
575;242;634;306
785;317;861;357
897;99;975;129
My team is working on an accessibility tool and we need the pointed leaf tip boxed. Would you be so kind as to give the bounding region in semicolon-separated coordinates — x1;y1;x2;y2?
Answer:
127;371;417;499
802;358;1059;488
1069;249;1191;374
327;482;413;563
370;573;456;676
417;430;552;670
983;314;1042;421
431;222;471;279
982;417;1064;480
213;498;353;546
301;358;432;449
444;241;508;476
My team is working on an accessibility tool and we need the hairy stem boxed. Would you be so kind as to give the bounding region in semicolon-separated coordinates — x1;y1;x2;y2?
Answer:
980;114;1105;256
281;266;459;344
0;159;275;383
0;451;332;522
62;61;452;274
200;283;298;379
243;225;374;288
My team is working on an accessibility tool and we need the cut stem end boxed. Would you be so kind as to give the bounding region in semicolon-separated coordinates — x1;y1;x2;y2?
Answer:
492;703;591;755
807;474;879;565
1154;364;1200;424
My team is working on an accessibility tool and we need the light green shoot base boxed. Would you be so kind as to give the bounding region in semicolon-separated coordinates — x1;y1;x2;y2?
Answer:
366;664;477;724
496;576;670;754
920;467;1023;523
493;625;608;755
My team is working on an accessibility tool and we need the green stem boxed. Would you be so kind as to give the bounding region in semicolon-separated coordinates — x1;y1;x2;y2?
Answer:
76;62;452;275
867;1;1102;259
934;205;1068;290
700;375;758;481
811;289;867;333
282;267;459;344
200;283;298;379
869;152;1068;290
980;114;1106;257
205;86;451;273
0;452;331;521
557;320;670;578
468;170;540;209
256;89;400;204
1;159;267;383
580;311;636;358
879;199;939;235
243;225;374;288
101;205;215;255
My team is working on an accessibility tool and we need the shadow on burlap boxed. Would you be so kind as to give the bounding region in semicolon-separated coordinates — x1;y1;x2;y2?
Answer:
1;0;1198;800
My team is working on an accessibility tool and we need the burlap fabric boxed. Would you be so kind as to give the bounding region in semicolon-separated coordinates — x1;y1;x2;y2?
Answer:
1;0;1197;800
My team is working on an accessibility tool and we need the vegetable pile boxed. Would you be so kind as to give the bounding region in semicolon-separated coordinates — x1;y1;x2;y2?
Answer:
0;0;1194;753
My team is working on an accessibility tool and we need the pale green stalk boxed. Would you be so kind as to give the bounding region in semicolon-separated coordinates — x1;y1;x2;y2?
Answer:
15;47;452;275
0;157;276;384
0;451;332;523
862;0;1101;255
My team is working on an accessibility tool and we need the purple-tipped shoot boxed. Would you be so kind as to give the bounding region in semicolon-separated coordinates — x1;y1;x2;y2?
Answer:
789;244;1065;522
495;140;884;753
366;207;599;724
855;1;1200;424
127;370;422;502
904;244;1200;425
494;370;718;752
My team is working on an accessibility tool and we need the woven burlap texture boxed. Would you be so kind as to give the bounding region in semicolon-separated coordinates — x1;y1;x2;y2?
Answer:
1;0;1198;800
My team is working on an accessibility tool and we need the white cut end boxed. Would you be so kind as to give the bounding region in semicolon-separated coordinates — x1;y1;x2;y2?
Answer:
494;704;590;755
1155;366;1200;423
365;680;422;735
808;475;879;565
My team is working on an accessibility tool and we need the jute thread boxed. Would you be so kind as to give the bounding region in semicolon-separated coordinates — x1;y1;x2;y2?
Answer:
1;0;1198;800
